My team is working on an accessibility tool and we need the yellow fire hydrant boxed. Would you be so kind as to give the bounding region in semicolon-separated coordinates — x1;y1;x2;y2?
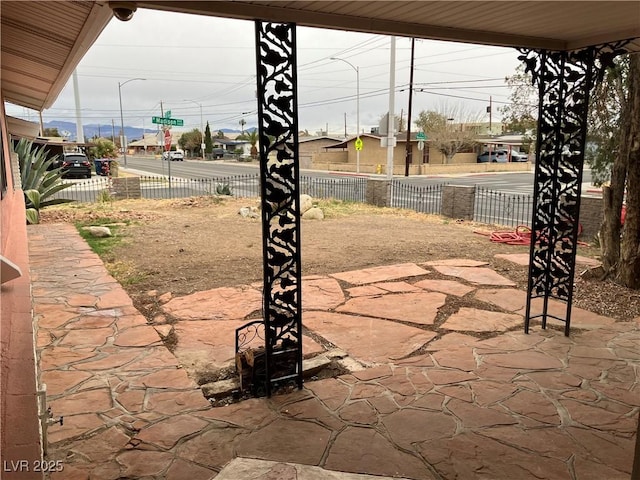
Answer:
376;164;382;174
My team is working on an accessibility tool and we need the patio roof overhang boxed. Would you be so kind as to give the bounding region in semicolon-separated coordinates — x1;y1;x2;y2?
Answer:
137;1;640;52
2;2;638;115
0;1;113;112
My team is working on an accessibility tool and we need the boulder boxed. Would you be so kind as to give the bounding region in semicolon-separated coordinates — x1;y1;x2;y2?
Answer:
238;206;259;219
300;194;313;214
302;207;324;220
83;226;112;238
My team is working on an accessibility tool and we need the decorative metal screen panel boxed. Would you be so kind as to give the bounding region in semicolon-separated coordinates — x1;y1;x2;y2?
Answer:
522;41;630;336
254;21;303;396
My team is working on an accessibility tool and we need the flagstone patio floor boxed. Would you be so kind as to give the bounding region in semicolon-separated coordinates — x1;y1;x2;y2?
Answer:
26;224;639;480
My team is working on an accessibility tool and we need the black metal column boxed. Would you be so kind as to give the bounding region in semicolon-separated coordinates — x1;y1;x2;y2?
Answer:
254;21;303;396
522;42;630;336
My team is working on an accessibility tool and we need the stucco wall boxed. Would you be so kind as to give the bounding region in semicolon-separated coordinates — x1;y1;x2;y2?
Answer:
0;100;42;477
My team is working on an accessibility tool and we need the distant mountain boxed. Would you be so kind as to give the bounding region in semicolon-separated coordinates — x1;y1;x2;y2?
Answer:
41;121;257;142
43;120;153;143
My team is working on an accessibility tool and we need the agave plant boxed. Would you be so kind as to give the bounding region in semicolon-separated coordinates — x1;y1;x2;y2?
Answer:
13;138;73;224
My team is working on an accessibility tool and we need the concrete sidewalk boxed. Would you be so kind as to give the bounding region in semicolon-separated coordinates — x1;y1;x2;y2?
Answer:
28;224;638;479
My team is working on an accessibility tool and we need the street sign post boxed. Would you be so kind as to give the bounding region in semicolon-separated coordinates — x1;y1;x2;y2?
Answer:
416;131;426;141
152;116;184;126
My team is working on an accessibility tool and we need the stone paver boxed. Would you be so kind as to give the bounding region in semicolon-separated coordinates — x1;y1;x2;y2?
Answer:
303;311;437;363
413;278;475;296
476;288;617;329
434;265;516;286
303;277;346;310
422;259;489;267
161;285;262;320
336;291;446;325
441;307;522;332
28;225;638;480
331;263;429;285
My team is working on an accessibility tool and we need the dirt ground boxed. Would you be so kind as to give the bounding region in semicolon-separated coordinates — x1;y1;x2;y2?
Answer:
41;196;640;323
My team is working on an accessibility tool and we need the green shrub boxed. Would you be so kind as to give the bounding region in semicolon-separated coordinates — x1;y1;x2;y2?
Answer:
14;138;73;224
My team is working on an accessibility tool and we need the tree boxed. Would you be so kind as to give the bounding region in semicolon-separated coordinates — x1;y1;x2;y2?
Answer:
216;130;226;139
414;106;480;164
88;138;118;159
204;122;213;154
247;130;259;159
178;129;202;154
500;64;538;152
586;57;628;186
599;53;640;288
42;127;60;137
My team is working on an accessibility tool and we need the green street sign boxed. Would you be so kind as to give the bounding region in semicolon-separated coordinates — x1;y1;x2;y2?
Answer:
165;110;171;119
152;116;184;126
416;131;426;140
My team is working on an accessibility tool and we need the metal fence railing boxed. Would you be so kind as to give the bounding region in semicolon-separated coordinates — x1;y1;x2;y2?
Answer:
139;174;260;199
390;180;446;215
52;174;537;230
299;175;366;202
53;173;368;203
51;177;110;203
474;187;533;227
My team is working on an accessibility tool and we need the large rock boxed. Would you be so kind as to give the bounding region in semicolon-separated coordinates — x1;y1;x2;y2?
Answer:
300;194;313;214
303;207;324;220
83;226;112;237
238;206;259;219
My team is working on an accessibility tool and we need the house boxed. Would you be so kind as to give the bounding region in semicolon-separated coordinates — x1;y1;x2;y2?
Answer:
212;137;252;156
317;132;482;174
127;133;164;155
299;136;343;168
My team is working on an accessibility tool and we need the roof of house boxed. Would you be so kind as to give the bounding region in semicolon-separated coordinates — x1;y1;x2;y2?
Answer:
300;136;344;143
128;133;163;148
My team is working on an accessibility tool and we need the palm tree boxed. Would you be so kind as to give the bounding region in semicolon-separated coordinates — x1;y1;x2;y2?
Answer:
247;129;259;159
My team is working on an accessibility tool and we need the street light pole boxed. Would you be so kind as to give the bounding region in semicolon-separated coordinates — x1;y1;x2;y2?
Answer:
118;77;146;167
184;99;205;158
330;57;360;173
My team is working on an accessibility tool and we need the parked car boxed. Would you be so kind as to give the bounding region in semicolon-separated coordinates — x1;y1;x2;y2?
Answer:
212;148;229;159
162;150;184;161
61;153;92;178
477;150;508;163
507;150;529;162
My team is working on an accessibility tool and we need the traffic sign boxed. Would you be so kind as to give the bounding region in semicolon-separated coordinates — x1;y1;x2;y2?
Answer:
152;116;184;126
164;129;171;151
417;140;425;151
416;131;426;140
355;137;363;151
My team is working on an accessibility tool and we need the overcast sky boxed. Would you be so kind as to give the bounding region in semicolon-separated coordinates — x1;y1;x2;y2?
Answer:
7;8;525;136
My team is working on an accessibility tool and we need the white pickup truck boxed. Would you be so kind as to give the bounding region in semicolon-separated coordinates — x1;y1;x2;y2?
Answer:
162;150;184;161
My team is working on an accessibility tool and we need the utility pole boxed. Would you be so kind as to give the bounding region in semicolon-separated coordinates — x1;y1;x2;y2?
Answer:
111;119;115;143
404;37;415;177
386;36;397;179
488;96;493;134
344;113;347;138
